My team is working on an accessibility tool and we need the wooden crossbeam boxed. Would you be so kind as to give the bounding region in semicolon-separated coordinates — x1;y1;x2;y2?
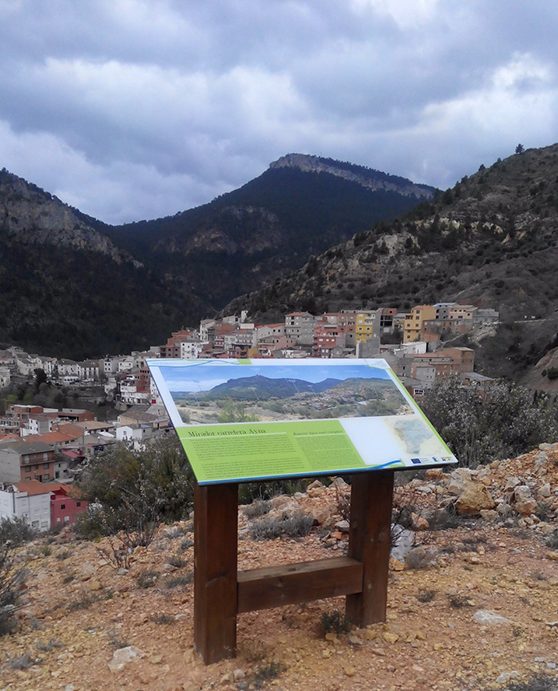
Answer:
237;556;363;613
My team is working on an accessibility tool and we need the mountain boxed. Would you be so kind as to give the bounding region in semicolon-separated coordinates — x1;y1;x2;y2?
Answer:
105;154;436;309
0;169;205;359
0;156;434;358
188;375;345;400
223;144;558;380
188;374;398;401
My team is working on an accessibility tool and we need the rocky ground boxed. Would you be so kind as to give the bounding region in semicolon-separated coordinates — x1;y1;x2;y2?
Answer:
1;444;558;691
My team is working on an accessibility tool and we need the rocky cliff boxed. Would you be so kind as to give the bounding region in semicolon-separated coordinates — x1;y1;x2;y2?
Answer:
270;153;436;199
0;170;128;262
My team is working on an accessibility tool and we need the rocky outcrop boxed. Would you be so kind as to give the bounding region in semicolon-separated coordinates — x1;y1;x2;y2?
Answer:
270;154;436;199
0;170;131;262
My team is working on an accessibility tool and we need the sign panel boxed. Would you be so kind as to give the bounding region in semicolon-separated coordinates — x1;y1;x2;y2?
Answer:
148;358;457;484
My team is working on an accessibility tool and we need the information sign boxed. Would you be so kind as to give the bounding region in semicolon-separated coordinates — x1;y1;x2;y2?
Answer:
148;358;457;484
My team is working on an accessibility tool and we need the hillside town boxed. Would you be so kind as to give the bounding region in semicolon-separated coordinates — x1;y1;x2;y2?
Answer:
0;301;499;531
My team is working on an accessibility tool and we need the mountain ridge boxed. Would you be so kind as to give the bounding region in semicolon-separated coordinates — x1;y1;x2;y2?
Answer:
269;153;436;198
223;144;558;379
0;155;434;357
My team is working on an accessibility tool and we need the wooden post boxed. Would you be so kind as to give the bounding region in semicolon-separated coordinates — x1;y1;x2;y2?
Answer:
345;470;394;627
194;482;238;664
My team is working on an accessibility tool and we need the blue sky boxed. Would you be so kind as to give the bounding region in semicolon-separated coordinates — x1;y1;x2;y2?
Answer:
159;362;390;393
1;1;558;223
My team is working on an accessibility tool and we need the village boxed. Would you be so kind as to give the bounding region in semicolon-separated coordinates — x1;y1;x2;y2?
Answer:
0;302;499;532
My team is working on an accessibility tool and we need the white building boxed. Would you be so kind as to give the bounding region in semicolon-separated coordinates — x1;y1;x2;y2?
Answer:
77;360;100;381
179;340;206;359
117;357;135;373
58;359;79;377
0;480;55;531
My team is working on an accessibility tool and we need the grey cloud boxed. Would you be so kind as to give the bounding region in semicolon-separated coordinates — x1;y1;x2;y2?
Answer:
0;0;558;223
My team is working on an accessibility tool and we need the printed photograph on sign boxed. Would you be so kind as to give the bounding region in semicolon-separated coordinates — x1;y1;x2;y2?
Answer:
147;358;458;485
162;362;413;424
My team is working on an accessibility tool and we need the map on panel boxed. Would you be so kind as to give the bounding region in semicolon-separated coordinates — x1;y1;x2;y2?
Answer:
147;358;457;485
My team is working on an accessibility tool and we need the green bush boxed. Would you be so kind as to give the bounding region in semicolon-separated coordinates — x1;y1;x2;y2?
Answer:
422;377;558;467
76;436;194;540
250;511;313;540
0;543;26;636
320;610;350;635
0;517;36;546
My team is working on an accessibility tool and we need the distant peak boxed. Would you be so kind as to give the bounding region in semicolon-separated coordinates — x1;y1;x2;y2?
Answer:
270;153;321;168
269;153;435;199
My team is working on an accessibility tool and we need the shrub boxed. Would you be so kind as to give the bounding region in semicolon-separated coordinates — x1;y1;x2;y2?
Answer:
166;555;186;568
416;589;436;603
67;590;112;612
252;661;287;689
7;653;37;670
447;593;471;608
427;505;462;530
0;542;26;636
35;639;63;652
107;629;129;650
238;479;309;504
545;529;558;550
422;377;558;467
0;517;36;546
152;613;174;625
163;573;193;589
250;511;313;540
136;570;159;589
243;500;272;519
76;438;195;567
320;610;350;636
77;436;194;538
505;674;558;691
55;549;72;561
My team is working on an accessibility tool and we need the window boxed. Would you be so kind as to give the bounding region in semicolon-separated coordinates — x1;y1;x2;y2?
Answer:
64;516;70;523
60;504;66;509
76;501;81;507
43;463;49;468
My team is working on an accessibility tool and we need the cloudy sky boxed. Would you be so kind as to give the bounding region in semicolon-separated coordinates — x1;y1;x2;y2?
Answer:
1;0;557;224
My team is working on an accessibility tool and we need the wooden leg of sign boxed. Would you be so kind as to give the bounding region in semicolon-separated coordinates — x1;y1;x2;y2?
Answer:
345;470;394;627
194;482;238;664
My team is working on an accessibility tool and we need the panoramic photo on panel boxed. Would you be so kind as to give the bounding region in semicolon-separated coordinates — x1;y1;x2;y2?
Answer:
160;361;413;425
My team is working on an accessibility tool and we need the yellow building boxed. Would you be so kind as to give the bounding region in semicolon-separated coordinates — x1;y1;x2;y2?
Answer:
403;305;436;343
354;310;377;343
